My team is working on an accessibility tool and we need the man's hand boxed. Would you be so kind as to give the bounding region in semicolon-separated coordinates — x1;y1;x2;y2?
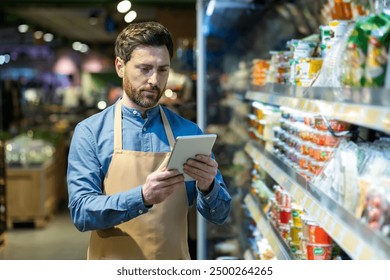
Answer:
183;154;218;193
142;169;185;206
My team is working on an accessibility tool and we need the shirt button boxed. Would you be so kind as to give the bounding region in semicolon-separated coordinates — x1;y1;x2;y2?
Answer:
138;210;143;214
132;110;137;115
206;196;210;200
211;209;215;213
143;127;147;131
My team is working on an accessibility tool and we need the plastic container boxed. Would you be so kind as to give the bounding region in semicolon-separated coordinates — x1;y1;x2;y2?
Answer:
309;160;326;176
314;116;350;132
312;129;343;147
292;204;304;227
298;153;311;170
306;244;332;260
312;146;335;162
300;141;311;156
279;207;292;224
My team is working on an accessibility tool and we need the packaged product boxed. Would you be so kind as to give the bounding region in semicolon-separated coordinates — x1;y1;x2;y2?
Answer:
364;25;390;87
313;21;355;87
343;12;390;87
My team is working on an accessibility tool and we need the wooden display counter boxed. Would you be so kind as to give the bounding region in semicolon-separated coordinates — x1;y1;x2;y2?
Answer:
6;159;58;228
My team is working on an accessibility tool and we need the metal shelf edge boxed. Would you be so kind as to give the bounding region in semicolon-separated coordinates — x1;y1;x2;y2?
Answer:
244;193;294;260
244;140;390;260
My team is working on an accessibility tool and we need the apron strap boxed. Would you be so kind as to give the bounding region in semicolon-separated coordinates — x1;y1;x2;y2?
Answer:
114;99;123;151
159;106;175;150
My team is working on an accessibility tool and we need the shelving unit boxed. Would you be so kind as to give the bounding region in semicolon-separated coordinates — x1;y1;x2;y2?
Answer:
244;86;390;260
244;193;295;260
197;0;390;261
247;84;390;135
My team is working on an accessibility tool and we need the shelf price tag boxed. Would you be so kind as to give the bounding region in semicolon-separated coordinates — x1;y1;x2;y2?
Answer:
342;231;360;257
382;112;390;133
357;245;375;260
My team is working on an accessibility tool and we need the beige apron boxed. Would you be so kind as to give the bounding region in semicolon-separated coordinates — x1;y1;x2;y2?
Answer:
87;100;190;260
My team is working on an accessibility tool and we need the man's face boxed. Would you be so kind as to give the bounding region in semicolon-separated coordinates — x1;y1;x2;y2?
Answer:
116;45;170;110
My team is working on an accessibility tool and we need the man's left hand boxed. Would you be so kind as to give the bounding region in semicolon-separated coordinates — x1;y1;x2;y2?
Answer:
183;154;218;193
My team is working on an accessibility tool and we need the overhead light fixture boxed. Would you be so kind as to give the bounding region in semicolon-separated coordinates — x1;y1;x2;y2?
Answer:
17;24;29;33
33;30;43;40
206;0;216;16
43;33;54;42
72;41;89;53
72;41;83;51
117;0;131;13
124;10;137;23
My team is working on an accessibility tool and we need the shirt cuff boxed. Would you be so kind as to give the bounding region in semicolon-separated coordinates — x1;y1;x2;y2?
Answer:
197;180;220;204
126;186;151;218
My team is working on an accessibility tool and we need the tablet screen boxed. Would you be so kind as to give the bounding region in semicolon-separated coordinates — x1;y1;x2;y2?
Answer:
166;134;217;181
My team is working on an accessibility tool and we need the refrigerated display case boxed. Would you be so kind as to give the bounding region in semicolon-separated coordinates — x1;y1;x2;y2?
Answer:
197;0;390;260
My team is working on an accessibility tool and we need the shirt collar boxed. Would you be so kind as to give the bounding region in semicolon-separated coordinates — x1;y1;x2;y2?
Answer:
122;104;160;120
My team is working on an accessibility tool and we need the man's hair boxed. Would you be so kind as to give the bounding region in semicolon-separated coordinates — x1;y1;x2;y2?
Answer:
115;21;174;63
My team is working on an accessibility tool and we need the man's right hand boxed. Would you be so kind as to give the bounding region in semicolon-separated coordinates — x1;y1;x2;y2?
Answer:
141;169;185;206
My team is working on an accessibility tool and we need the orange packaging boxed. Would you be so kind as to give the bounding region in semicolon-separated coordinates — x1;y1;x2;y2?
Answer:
314;117;350;132
307;223;332;245
308;160;326;176
313;146;335;162
312;130;342;147
298;154;311;170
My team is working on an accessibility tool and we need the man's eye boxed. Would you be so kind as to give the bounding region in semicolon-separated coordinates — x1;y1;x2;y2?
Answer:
140;67;151;73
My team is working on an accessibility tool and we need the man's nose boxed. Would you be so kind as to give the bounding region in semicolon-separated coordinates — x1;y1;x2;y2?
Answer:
148;71;158;85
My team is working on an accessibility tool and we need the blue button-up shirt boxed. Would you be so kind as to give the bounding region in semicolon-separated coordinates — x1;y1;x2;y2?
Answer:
67;101;231;232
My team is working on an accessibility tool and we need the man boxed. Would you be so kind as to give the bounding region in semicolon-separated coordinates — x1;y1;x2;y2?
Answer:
67;21;231;260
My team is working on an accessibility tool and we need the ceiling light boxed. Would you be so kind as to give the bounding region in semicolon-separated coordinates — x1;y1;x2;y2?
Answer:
117;0;131;13
72;41;82;51
34;30;43;40
79;44;89;53
3;54;10;63
18;24;29;33
206;0;216;16
124;10;137;23
43;33;54;42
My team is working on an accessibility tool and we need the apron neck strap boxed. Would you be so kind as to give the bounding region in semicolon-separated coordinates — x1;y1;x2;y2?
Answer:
114;99;123;150
159;106;175;150
114;99;175;150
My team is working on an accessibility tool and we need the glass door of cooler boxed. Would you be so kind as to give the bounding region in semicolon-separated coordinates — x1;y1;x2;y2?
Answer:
197;0;390;261
196;0;330;260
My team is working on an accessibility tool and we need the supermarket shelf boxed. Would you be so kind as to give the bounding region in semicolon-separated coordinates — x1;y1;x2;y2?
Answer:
246;84;390;135
243;193;295;260
229;117;250;142
244;140;390;260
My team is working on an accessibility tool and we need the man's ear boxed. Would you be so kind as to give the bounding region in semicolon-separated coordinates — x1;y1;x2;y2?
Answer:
115;57;124;78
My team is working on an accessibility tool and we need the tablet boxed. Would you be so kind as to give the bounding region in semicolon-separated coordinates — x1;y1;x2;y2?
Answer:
167;134;217;181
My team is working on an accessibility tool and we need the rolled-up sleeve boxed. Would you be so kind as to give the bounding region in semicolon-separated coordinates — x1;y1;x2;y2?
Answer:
67;124;150;232
195;172;231;225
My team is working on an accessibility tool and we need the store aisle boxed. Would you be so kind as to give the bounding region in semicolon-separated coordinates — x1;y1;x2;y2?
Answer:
0;208;90;260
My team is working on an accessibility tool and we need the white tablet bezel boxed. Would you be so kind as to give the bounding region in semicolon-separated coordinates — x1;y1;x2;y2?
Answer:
166;134;217;181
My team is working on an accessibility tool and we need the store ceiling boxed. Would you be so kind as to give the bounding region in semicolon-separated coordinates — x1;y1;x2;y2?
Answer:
0;0;196;45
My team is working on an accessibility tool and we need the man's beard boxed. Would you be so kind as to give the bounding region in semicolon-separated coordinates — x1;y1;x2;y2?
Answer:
123;75;164;109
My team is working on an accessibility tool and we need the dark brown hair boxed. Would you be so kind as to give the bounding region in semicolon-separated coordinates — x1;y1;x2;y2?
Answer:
115;21;174;63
